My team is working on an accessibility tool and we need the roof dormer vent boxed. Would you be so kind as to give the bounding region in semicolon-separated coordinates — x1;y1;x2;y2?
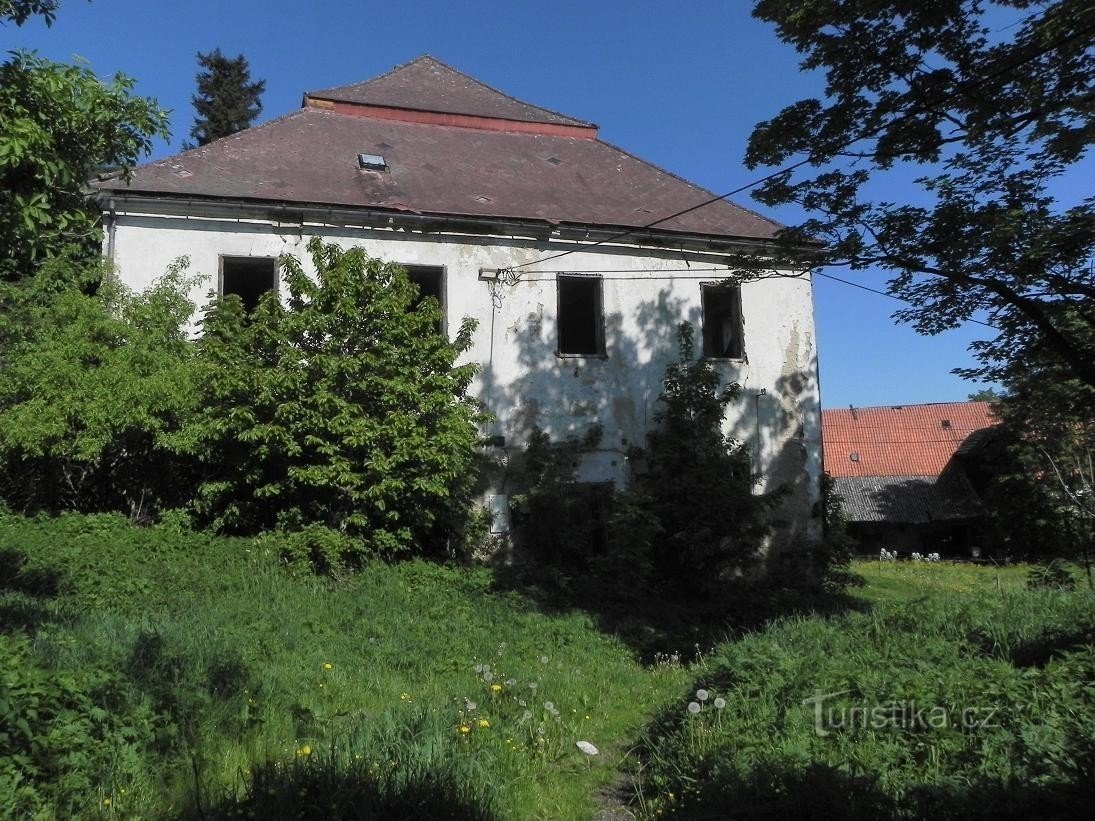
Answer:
358;153;387;171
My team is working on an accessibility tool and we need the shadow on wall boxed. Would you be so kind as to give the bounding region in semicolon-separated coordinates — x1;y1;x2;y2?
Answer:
472;284;836;661
474;282;821;565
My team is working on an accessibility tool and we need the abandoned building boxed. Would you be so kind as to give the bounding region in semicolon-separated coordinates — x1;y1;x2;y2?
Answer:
822;402;999;555
93;55;822;547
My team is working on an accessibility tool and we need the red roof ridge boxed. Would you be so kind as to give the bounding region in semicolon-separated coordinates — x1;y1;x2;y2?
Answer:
305;55;597;134
823;400;994;415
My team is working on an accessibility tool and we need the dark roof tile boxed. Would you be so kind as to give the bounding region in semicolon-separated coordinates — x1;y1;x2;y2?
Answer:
95;107;782;239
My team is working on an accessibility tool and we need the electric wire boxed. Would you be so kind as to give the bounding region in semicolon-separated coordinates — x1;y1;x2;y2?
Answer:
503;9;1095;274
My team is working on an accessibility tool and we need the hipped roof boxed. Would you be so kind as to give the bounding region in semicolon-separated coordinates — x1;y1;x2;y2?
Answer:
95;56;782;242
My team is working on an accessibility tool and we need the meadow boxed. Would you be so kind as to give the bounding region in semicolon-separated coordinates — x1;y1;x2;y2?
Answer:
2;514;1093;819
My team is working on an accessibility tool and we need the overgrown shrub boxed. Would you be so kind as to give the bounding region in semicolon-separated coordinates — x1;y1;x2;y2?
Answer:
180;238;485;563
639;323;770;592
511;323;770;598
0;254;199;517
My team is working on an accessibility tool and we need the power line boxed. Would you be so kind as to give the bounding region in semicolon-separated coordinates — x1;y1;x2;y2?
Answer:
505;9;1095;273
814;271;1000;330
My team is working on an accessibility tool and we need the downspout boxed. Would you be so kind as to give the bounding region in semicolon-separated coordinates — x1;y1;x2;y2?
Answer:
105;198;117;262
754;387;767;472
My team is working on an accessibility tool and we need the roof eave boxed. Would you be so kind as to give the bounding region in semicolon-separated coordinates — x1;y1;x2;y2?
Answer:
95;189;806;258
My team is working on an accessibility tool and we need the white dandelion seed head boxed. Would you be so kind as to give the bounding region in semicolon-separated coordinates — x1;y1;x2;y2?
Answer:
687;701;701;714
505;678;516;687
714;697;726;709
696;689;709;701
473;664;483;674
482;671;494;683
540;655;549;664
521;710;532;721
544;701;554;711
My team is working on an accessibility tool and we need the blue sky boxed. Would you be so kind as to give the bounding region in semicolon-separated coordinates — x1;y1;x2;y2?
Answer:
4;0;1009;409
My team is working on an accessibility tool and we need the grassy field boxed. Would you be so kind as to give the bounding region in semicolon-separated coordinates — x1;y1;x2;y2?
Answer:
3;514;1094;819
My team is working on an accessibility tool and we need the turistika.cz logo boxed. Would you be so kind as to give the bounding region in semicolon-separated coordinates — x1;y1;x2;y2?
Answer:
802;689;1002;737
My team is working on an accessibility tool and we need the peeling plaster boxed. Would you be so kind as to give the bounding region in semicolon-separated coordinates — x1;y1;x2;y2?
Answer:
108;214;823;544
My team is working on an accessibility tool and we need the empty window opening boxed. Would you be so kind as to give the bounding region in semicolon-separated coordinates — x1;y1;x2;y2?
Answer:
220;256;277;312
701;284;743;359
402;264;445;333
557;275;604;356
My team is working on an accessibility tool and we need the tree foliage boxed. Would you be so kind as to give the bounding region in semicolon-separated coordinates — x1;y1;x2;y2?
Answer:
0;254;199;516
182;239;484;565
0;51;169;280
512;324;770;598
976;311;1094;568
640;323;770;590
0;0;60;25
188;48;265;147
747;0;1095;388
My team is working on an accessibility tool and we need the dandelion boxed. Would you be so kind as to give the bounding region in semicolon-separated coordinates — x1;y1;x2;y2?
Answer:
465;699;477;710
474;664;484;674
400;692;412;702
478;718;490;729
687;701;701;714
713;697;727;709
521;710;532;721
459;725;471;734
696;688;709;701
505;678;516;686
490;683;503;694
540;655;549;664
483;671;494;683
103;798;112;807
323;662;333;670
297;745;312;757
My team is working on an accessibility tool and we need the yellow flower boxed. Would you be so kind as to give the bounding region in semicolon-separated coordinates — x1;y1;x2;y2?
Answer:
102;798;111;807
490;683;502;693
477;718;490;729
323;662;333;671
458;724;471;734
400;692;412;702
297;745;312;757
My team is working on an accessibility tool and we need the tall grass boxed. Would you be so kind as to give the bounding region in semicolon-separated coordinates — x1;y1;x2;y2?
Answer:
633;561;1095;820
1;513;688;818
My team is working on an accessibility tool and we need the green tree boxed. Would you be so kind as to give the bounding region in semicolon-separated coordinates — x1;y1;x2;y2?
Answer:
746;1;1095;389
0;0;60;25
976;311;1094;574
0;52;169;280
0;254;199;516
181;238;484;566
639;323;770;591
967;387;1003;403
188;48;265;147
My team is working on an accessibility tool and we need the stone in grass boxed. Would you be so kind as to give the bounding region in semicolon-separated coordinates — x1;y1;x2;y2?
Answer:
577;741;600;756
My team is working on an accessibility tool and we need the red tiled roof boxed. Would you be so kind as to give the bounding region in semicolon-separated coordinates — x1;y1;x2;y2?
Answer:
94;56;783;242
307;55;595;130
822;402;998;478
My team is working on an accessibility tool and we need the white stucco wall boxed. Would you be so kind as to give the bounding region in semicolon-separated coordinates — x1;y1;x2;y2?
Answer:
107;206;823;546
